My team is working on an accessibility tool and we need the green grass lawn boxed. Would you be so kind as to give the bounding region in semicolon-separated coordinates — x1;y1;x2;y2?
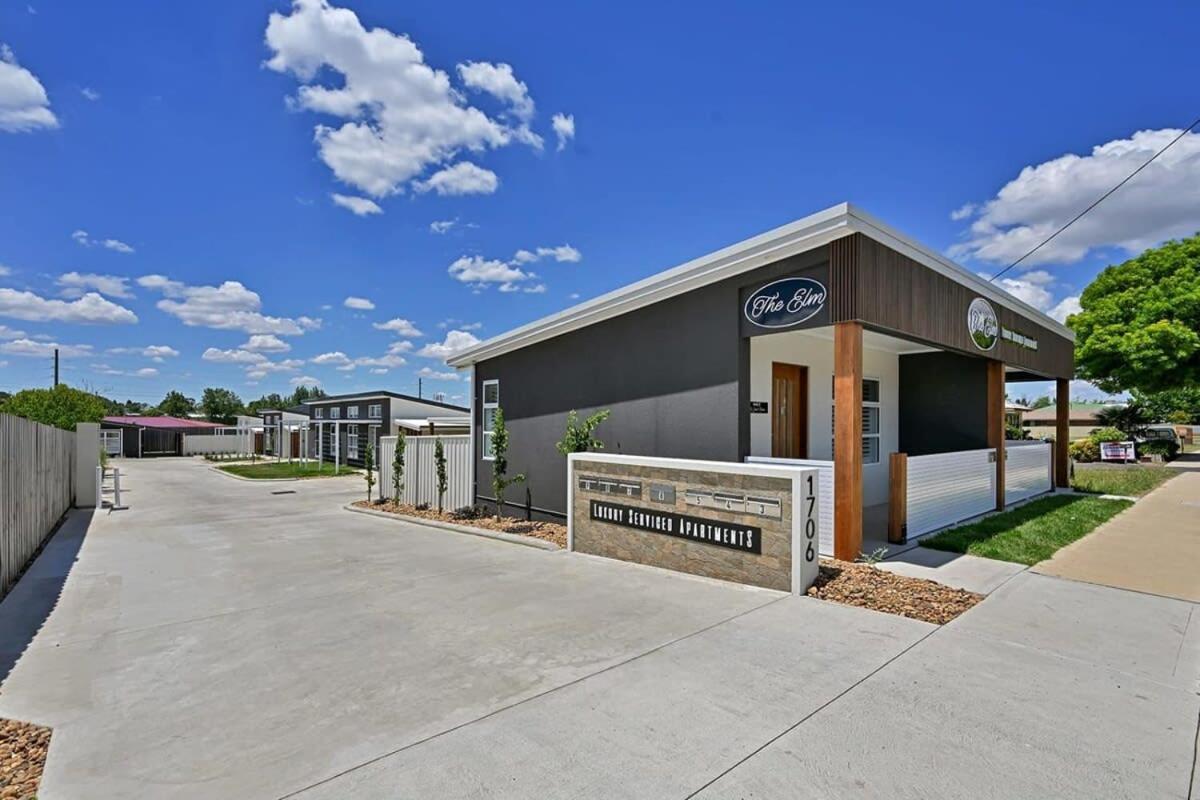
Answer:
920;494;1132;566
218;461;359;480
1071;463;1177;497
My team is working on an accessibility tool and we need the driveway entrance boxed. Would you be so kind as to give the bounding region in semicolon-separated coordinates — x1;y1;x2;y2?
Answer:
0;459;1195;799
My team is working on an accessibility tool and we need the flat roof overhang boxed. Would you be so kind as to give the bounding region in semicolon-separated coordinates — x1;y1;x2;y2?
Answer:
447;202;1075;369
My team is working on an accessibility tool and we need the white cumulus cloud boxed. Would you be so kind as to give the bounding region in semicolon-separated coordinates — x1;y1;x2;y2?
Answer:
0;288;137;324
0;44;58;133
290;375;321;387
416;366;460;381
413;162;499;196
71;229;135;253
951;128;1200;266
450;243;581;292
57;271;134;299
1;338;91;358
331;193;382;216
372;318;422;337
241;334;291;353
202;347;268;365
138;275;320;335
264;0;552;202
551;112;575;151
343;296;375;310
417;329;480;361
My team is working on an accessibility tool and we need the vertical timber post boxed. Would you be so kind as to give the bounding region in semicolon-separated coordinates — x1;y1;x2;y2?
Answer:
888;452;907;544
1055;378;1070;487
987;360;1006;511
833;320;863;561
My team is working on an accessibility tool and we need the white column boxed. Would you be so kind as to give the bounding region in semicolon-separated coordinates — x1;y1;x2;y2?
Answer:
335;422;340;473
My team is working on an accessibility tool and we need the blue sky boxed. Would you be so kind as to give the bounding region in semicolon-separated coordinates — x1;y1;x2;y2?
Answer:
2;0;1198;406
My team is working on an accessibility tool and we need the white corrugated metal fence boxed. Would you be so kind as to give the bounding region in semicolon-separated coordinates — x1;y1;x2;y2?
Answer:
1005;441;1053;505
378;435;472;511
906;448;997;538
747;456;835;556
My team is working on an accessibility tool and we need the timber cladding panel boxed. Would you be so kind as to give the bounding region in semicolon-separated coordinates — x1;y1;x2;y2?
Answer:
572;459;793;591
831;234;1074;379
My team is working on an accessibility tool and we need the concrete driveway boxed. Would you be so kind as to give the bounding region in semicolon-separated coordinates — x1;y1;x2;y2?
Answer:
0;458;1196;799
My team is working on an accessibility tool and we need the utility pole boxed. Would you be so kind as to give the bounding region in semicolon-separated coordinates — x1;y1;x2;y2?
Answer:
53;348;59;387
418;378;422;398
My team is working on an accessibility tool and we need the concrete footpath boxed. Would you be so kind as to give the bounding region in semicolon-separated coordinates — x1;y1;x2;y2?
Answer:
0;458;1196;799
1035;469;1200;601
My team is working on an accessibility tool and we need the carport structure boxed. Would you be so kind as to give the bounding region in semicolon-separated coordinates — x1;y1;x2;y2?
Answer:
100;415;223;457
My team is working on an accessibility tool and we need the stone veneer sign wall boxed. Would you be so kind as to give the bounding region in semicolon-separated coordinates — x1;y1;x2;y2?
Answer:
568;454;820;594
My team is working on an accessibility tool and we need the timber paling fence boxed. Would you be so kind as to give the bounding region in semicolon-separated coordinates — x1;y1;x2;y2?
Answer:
0;414;76;596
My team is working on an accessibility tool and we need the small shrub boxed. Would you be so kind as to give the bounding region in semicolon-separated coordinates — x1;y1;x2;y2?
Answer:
450;505;482;520
1139;440;1179;460
1089;427;1126;444
415;501;430;511
1069;438;1099;462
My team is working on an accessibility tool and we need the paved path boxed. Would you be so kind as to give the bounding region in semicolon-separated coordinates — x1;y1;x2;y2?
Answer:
0;458;1196;799
1035;470;1200;601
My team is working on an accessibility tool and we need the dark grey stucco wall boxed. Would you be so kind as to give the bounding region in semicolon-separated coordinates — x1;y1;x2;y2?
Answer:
473;248;828;519
898;351;989;456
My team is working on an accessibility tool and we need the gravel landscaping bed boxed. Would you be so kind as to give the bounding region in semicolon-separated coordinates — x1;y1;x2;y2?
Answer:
0;719;51;799
807;559;983;624
353;501;567;548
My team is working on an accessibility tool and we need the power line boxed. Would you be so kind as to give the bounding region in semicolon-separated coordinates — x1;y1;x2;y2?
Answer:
989;114;1200;282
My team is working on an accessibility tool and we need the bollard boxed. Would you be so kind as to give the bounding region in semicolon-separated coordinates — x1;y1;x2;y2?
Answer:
96;464;103;508
113;468;122;509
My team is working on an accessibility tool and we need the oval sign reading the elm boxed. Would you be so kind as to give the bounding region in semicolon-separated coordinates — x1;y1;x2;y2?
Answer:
743;277;828;329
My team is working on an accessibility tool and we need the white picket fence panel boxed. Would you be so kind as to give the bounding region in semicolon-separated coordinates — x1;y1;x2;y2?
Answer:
1005;441;1053;505
0;414;75;596
746;456;835;556
378;435;472;511
906;448;997;538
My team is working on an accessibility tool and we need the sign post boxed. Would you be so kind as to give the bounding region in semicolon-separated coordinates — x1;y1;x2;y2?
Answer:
1099;441;1136;463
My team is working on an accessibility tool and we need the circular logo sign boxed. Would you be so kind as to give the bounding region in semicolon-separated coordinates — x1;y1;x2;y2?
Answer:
744;277;828;329
967;297;999;351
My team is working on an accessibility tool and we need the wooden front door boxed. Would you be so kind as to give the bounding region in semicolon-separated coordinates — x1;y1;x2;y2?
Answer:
771;362;808;459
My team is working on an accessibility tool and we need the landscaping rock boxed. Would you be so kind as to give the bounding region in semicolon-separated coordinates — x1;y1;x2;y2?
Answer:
0;719;51;800
807;559;982;624
353;501;567;548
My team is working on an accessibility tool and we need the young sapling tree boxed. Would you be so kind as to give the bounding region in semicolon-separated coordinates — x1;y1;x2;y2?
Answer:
363;443;376;503
555;409;611;456
392;430;406;504
490;407;524;520
434;437;448;513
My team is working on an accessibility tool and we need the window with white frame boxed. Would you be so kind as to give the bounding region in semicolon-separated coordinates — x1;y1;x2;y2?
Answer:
314;407;323;419
831;377;882;465
368;403;381;419
481;379;499;459
347;428;359;459
347;405;360;419
861;378;881;465
330;407;340;420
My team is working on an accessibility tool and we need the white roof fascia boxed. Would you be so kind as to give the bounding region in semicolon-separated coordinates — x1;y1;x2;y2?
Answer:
448;203;1072;368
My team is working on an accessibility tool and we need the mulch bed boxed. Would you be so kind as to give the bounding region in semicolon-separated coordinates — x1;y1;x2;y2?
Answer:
0;719;51;799
353;501;567;548
806;559;982;625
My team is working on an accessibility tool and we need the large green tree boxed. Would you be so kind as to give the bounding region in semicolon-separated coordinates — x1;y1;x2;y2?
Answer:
1071;233;1200;394
1133;386;1200;424
200;387;244;424
0;384;110;430
157;390;197;417
245;393;286;416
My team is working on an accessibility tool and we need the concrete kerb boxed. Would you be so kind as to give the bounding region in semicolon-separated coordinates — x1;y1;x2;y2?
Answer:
343;503;562;551
209;466;300;483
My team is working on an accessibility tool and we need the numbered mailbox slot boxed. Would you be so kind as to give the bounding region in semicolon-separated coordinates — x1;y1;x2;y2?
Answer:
648;483;676;504
713;492;745;513
745;495;782;519
685;489;714;508
578;475;600;492
616;482;642;498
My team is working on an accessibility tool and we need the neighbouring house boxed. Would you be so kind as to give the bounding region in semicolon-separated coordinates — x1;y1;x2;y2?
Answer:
1005;403;1029;433
305;391;468;468
1022;403;1117;440
447;203;1077;559
101;415;223;458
